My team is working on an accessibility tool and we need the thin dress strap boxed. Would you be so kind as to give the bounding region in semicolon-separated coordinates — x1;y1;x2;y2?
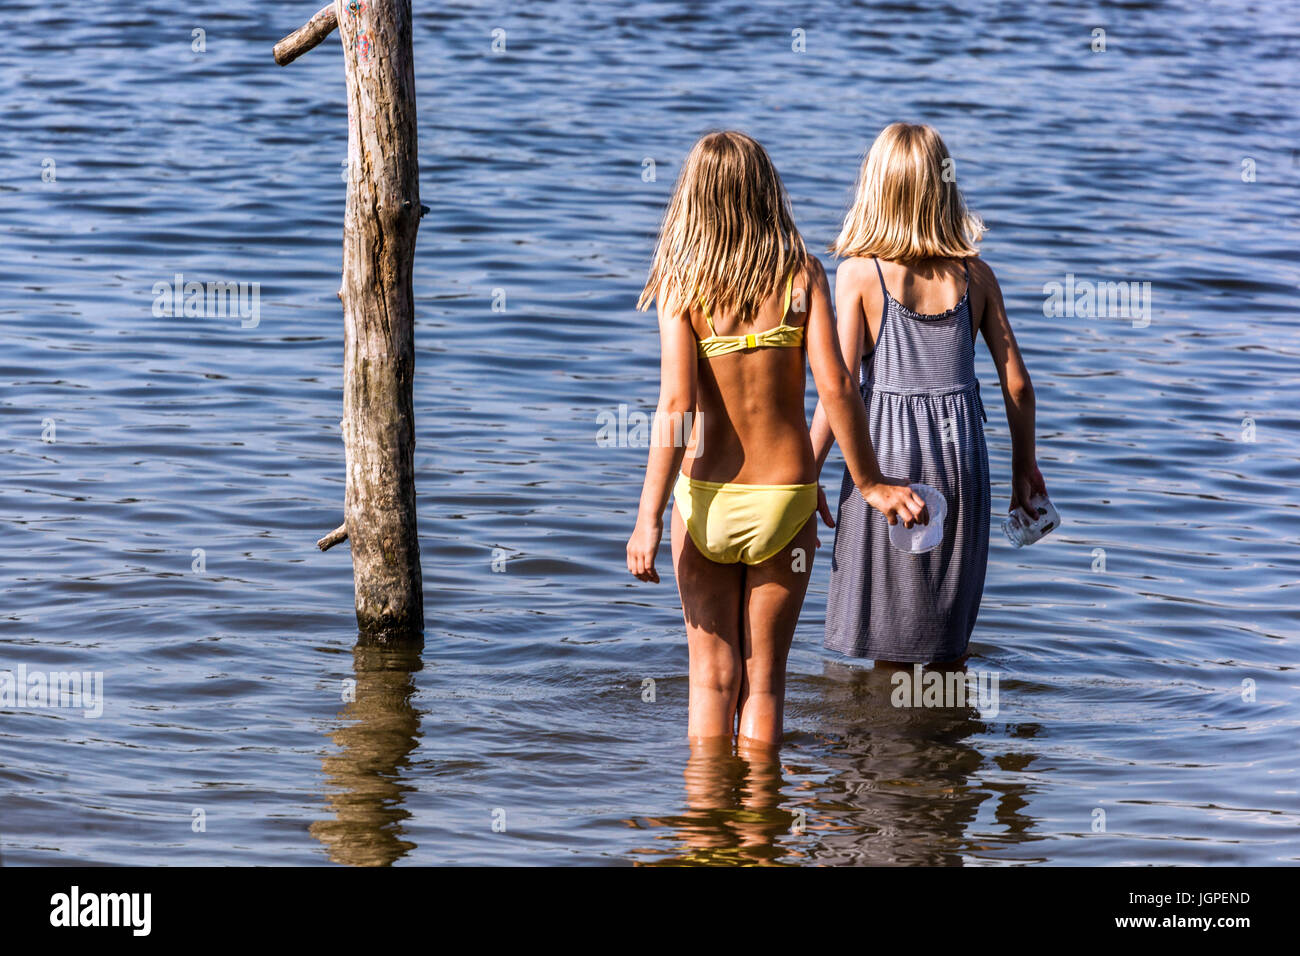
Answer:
873;257;888;324
963;257;975;341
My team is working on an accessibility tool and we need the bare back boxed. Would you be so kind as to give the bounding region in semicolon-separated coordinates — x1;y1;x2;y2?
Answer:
682;266;816;486
854;256;983;358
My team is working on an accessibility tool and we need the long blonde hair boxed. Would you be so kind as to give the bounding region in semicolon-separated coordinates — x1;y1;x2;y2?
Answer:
638;130;808;322
831;123;984;261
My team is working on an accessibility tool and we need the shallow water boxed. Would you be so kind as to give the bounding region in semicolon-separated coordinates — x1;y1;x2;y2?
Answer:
2;0;1298;865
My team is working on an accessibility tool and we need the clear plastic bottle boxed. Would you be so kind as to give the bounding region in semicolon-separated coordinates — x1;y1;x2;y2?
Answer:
887;482;946;554
1002;493;1060;548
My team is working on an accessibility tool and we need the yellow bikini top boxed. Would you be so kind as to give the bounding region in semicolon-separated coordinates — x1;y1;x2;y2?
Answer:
696;274;803;358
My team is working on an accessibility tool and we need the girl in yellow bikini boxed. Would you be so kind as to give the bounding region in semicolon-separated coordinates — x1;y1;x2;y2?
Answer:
626;131;928;748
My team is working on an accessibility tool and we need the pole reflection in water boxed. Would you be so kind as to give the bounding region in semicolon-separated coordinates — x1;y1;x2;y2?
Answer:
310;641;424;866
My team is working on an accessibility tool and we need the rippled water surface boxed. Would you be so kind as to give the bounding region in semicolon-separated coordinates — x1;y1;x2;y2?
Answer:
2;0;1298;865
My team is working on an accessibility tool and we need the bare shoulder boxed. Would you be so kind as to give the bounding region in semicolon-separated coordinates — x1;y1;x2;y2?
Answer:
794;256;831;314
966;255;1000;290
654;278;690;321
801;254;829;288
834;255;873;290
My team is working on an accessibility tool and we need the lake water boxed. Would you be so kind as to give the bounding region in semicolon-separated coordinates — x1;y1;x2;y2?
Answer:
2;0;1298;865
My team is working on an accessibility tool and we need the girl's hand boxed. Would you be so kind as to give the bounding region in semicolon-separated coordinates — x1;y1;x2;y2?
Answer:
817;485;835;527
859;481;929;528
815;485;835;549
1010;460;1048;516
626;516;663;583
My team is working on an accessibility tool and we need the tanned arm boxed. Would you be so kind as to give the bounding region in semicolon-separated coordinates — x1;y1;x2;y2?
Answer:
626;284;698;582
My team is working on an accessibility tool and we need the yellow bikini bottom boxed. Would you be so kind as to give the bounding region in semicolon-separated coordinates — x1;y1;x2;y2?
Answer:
673;473;819;566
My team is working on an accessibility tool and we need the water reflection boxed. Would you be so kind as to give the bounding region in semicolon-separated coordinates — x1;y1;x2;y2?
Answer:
634;659;1044;865
310;641;424;866
804;660;1033;865
638;738;801;866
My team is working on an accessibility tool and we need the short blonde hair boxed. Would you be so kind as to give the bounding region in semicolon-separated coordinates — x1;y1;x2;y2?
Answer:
831;123;984;262
638;130;808;322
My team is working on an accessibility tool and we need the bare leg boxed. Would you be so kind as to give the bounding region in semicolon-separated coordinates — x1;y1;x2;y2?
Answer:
671;505;745;740
737;516;817;745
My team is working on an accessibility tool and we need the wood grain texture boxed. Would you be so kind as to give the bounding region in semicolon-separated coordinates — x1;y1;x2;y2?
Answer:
334;0;424;639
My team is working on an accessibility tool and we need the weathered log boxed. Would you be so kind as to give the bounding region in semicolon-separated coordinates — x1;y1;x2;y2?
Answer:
273;5;338;66
335;0;424;639
275;0;425;639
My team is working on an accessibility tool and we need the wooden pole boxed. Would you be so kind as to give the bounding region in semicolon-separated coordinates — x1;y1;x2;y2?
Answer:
276;1;425;641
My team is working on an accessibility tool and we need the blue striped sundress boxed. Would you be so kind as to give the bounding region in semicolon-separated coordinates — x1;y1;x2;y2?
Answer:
825;257;990;663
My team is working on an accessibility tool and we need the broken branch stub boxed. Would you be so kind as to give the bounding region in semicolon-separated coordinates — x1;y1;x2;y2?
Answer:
273;5;339;67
